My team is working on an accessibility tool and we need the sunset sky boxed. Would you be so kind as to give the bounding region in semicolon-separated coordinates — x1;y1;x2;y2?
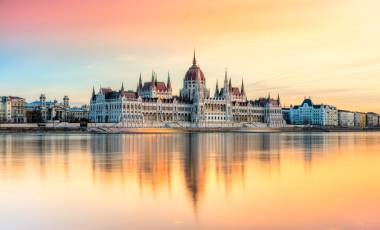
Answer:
1;0;379;112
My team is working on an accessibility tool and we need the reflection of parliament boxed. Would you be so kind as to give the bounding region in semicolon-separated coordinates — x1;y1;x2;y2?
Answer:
89;53;285;127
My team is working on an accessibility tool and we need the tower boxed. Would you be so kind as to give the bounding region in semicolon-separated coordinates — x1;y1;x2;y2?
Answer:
63;95;69;108
40;94;46;106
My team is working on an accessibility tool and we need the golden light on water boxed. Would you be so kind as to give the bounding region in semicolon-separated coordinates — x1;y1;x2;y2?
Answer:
0;133;380;229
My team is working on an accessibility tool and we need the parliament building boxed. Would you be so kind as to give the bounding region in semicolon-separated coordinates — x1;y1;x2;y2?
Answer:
89;54;285;128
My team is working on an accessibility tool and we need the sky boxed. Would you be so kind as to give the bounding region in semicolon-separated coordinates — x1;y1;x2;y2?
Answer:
1;0;380;112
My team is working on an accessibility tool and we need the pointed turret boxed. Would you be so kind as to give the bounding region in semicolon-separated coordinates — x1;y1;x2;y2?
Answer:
223;68;230;97
138;73;143;89
167;72;172;90
91;86;96;101
214;80;220;97
151;71;156;88
120;82;124;92
241;79;245;95
277;93;280;104
192;49;197;66
229;78;232;91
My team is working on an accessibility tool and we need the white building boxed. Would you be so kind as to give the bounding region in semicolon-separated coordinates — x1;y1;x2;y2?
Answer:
26;95;89;123
289;98;338;126
0;96;26;123
89;53;286;128
338;110;355;127
0;97;12;122
366;112;379;127
354;112;366;128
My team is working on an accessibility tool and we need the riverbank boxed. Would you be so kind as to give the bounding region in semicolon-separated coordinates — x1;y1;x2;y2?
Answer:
1;124;380;134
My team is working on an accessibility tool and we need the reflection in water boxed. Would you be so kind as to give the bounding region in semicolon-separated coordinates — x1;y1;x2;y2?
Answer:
0;133;380;229
89;133;286;209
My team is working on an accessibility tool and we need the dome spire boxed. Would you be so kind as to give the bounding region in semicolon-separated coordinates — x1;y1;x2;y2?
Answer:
193;49;197;66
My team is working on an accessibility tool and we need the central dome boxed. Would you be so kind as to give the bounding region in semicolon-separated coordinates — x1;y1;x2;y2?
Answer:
184;52;205;81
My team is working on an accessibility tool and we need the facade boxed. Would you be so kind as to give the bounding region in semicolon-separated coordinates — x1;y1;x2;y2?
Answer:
65;106;90;122
366;112;379;128
26;94;89;123
354;112;366;128
338;110;355;127
289;98;338;126
282;108;290;124
0;96;26;123
89;54;286;128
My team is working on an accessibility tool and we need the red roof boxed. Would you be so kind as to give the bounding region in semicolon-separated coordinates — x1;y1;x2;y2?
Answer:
231;87;241;96
9;96;24;100
156;82;167;91
142;82;168;92
101;88;112;94
185;65;205;81
123;91;137;99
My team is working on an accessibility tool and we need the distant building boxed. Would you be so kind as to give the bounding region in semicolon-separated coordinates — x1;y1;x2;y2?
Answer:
289;98;338;126
89;53;286;127
65;105;90;122
354;112;366;128
0;96;26;123
366;112;379;127
338;110;355;127
282;107;291;124
26;94;88;123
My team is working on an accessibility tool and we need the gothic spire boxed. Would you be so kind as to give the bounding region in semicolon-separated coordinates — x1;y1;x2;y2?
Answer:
277;93;281;104
120;82;124;92
193;49;197;65
241;78;245;95
215;80;219;96
138;73;143;89
167;72;172;89
229;78;232;91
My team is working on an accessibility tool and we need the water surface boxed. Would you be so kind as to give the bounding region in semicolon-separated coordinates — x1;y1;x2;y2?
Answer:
0;132;379;229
